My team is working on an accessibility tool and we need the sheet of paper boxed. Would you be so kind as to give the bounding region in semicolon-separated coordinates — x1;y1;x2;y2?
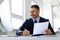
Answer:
33;22;49;35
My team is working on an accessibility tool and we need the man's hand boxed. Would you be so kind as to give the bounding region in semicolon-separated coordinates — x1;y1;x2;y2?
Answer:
45;29;52;35
23;28;30;36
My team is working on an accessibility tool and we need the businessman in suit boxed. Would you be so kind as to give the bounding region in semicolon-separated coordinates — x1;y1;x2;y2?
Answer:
16;5;55;36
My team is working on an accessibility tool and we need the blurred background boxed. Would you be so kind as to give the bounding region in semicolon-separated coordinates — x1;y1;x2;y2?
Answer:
0;0;60;35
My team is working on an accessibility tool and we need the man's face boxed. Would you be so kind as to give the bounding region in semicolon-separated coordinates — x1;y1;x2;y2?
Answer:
30;8;40;19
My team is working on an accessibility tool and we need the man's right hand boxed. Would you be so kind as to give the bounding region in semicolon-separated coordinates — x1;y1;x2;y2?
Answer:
23;28;30;36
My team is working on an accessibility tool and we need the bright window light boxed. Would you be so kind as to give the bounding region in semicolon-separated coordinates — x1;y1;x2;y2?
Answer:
53;6;60;32
11;0;24;29
12;18;23;29
11;0;23;16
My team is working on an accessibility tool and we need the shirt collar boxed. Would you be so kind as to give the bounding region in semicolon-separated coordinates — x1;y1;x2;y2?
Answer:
31;16;40;23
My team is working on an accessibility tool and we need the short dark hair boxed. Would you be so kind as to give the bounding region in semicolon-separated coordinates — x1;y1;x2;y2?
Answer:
31;5;40;10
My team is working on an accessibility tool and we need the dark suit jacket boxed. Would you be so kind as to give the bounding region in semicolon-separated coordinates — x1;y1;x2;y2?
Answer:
16;17;55;36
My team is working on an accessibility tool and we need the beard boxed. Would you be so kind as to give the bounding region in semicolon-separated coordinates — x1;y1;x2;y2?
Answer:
31;14;39;19
31;14;35;17
31;14;36;19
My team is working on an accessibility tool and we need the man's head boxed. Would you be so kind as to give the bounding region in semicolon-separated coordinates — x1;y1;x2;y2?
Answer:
30;5;40;19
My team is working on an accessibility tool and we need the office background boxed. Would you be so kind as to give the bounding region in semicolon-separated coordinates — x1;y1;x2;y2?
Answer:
0;0;60;35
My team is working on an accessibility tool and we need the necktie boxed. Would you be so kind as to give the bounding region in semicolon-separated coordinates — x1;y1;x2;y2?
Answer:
34;20;37;23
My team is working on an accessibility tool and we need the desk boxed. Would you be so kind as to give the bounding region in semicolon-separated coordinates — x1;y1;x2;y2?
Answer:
0;35;60;40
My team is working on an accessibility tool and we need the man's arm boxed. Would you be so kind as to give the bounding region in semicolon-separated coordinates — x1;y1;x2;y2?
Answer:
48;22;55;35
16;30;23;36
16;20;28;36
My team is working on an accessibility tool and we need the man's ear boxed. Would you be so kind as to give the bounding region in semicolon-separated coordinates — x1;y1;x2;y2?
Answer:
38;11;40;15
39;10;40;13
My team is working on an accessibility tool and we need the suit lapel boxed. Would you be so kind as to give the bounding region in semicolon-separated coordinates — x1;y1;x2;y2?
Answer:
30;18;34;24
39;17;43;22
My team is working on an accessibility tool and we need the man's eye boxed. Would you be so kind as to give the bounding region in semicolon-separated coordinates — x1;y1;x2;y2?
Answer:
32;11;35;12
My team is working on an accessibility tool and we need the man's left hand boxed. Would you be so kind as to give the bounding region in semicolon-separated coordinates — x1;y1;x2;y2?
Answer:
45;29;52;35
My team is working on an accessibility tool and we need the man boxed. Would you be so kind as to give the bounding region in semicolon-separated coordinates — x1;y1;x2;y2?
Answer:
16;5;55;36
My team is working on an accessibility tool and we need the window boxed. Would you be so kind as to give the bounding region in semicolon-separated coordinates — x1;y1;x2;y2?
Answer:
11;0;23;16
12;18;23;29
0;0;13;31
52;5;60;32
11;0;24;29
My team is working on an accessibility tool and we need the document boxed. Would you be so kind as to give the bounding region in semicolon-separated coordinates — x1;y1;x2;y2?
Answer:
33;22;49;35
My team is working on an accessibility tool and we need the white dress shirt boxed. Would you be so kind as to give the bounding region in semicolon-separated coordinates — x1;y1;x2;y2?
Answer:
32;16;40;23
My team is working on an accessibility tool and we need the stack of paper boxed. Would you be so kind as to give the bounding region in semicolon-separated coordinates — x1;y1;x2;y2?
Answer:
33;22;49;35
